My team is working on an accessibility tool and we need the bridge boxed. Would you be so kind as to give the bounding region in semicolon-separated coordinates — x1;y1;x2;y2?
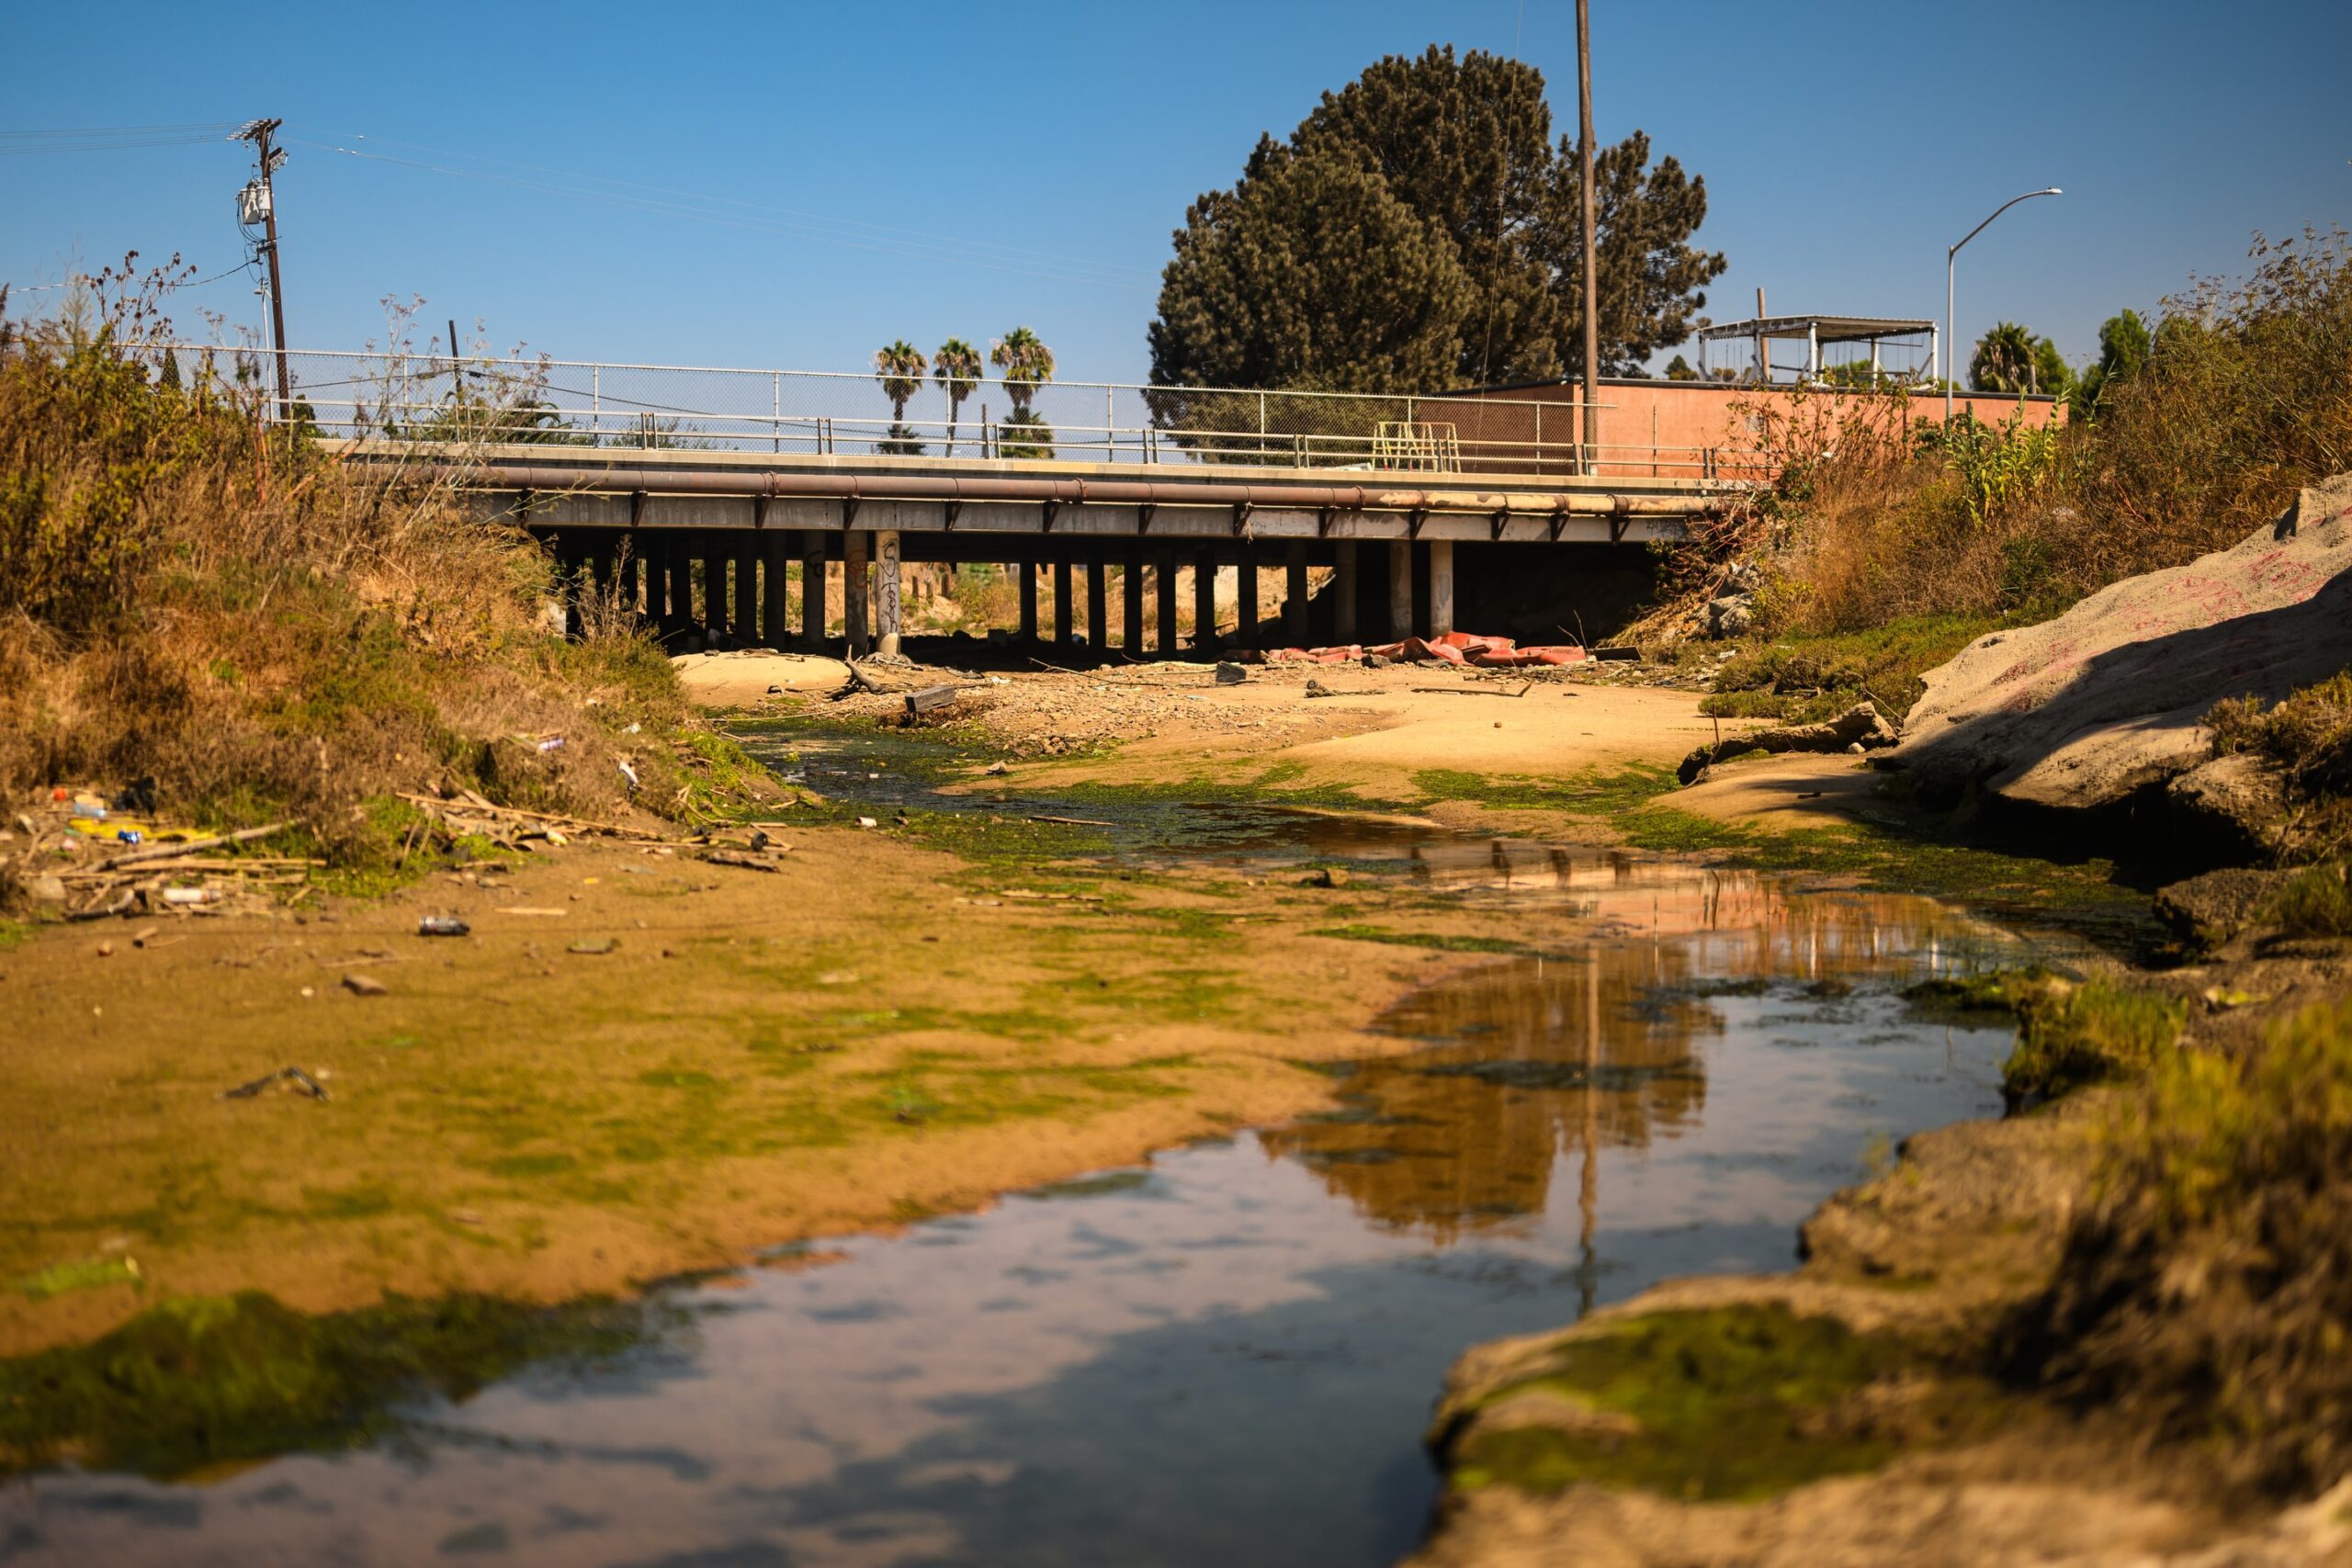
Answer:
243;348;1737;658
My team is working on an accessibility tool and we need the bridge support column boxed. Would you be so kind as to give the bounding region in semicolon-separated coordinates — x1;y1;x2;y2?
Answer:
844;531;869;659
1193;549;1217;657
1386;539;1413;641
1086;549;1107;656
1427;540;1454;637
799;533;824;647
666;538;692;639
620;532;641;622
1236;545;1260;650
702;538;727;639
1332;542;1356;644
1018;559;1038;644
1156;548;1179;657
1284;542;1307;648
1052;558;1073;649
1123;548;1144;657
762;531;789;648
734;534;759;646
875;530;903;659
641;532;666;626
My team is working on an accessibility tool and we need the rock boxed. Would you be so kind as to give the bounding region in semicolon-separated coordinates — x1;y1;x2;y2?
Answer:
2165;751;2290;854
1885;474;2352;812
27;874;67;905
2154;867;2295;949
1307;866;1351;889
1703;592;1756;639
1215;662;1248;685
341;973;389;997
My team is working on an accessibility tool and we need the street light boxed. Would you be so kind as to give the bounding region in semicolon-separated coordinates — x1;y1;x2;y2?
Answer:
1946;186;2062;423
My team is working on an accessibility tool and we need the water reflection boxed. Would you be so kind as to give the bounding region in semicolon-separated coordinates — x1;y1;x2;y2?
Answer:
0;852;2043;1568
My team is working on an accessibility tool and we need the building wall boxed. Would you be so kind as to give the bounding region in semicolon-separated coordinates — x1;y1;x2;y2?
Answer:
1422;378;2065;479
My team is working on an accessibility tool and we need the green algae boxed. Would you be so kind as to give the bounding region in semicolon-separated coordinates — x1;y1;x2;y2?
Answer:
0;1290;658;1479
1623;805;2156;937
1410;763;1676;816
1446;1303;1996;1503
1311;923;1535;956
13;1257;141;1301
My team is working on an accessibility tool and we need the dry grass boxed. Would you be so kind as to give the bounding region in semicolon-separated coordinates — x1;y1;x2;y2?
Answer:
0;275;746;882
2027;996;2352;1497
1676;231;2352;647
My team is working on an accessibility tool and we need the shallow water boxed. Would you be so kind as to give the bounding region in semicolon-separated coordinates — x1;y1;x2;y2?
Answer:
2;776;2049;1566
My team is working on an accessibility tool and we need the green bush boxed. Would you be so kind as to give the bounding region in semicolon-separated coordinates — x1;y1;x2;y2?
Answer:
2270;863;2352;938
2030;997;2352;1495
2001;980;2188;1106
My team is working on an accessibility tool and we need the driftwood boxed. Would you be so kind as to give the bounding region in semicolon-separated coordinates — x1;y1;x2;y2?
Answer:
1678;702;1901;784
1412;682;1532;698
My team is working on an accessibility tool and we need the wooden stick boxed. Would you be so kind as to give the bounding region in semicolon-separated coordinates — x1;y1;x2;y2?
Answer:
100;822;291;871
1409;682;1532;698
394;792;664;840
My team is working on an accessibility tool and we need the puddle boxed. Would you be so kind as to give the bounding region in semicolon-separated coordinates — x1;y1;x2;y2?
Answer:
1;784;2054;1566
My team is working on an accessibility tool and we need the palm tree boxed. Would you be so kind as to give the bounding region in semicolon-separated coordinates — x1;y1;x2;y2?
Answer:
1969;321;2038;395
989;326;1056;458
874;339;927;455
933;337;982;457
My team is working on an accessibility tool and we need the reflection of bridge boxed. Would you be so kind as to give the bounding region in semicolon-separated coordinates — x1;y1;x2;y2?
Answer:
242;347;1732;657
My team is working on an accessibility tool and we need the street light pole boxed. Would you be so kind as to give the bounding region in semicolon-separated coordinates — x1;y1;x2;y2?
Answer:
1945;186;2061;423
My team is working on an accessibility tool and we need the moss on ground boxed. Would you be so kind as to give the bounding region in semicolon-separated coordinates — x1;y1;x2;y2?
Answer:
1312;923;1534;956
1410;763;1677;815
1447;1303;1999;1503
0;1290;655;1479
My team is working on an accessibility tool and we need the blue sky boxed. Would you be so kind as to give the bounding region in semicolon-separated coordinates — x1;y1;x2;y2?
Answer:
3;1;2345;384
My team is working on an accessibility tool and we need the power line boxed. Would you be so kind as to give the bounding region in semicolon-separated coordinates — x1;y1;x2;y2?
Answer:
318;130;1161;280
289;135;1157;293
0;120;245;154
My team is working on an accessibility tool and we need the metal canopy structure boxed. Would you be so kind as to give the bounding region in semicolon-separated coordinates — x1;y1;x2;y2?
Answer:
1694;313;1937;387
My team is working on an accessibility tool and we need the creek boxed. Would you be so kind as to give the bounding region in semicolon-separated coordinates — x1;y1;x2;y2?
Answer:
1;739;2058;1566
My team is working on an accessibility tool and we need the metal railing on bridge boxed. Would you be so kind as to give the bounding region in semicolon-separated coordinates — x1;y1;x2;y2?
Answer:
145;345;1755;481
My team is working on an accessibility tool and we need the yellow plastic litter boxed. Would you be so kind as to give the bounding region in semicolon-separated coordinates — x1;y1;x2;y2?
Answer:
66;817;217;845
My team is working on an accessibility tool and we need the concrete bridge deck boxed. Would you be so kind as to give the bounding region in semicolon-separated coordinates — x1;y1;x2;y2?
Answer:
345;443;1728;660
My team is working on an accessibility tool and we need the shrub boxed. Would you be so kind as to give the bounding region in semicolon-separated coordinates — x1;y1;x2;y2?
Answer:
0;268;741;873
2029;997;2352;1495
2270;863;2352;939
1667;230;2352;652
2210;674;2352;864
2001;980;2188;1107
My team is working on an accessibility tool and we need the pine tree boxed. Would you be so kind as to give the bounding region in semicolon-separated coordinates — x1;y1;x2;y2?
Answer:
1148;45;1725;395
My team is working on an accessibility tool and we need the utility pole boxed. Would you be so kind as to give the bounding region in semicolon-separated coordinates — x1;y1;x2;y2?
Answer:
235;118;293;422
1575;0;1600;474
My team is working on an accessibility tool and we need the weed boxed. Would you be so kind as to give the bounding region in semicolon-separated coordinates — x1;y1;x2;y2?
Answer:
2030;996;2352;1496
2001;981;2188;1106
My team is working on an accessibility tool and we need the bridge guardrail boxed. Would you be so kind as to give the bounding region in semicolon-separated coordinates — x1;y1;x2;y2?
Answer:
141;345;1767;482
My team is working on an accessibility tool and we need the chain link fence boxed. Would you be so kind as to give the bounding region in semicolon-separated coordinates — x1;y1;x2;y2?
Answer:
148;346;1731;478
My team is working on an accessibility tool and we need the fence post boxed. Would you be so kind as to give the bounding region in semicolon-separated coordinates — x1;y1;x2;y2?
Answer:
1107;386;1116;461
773;372;782;455
592;365;601;445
